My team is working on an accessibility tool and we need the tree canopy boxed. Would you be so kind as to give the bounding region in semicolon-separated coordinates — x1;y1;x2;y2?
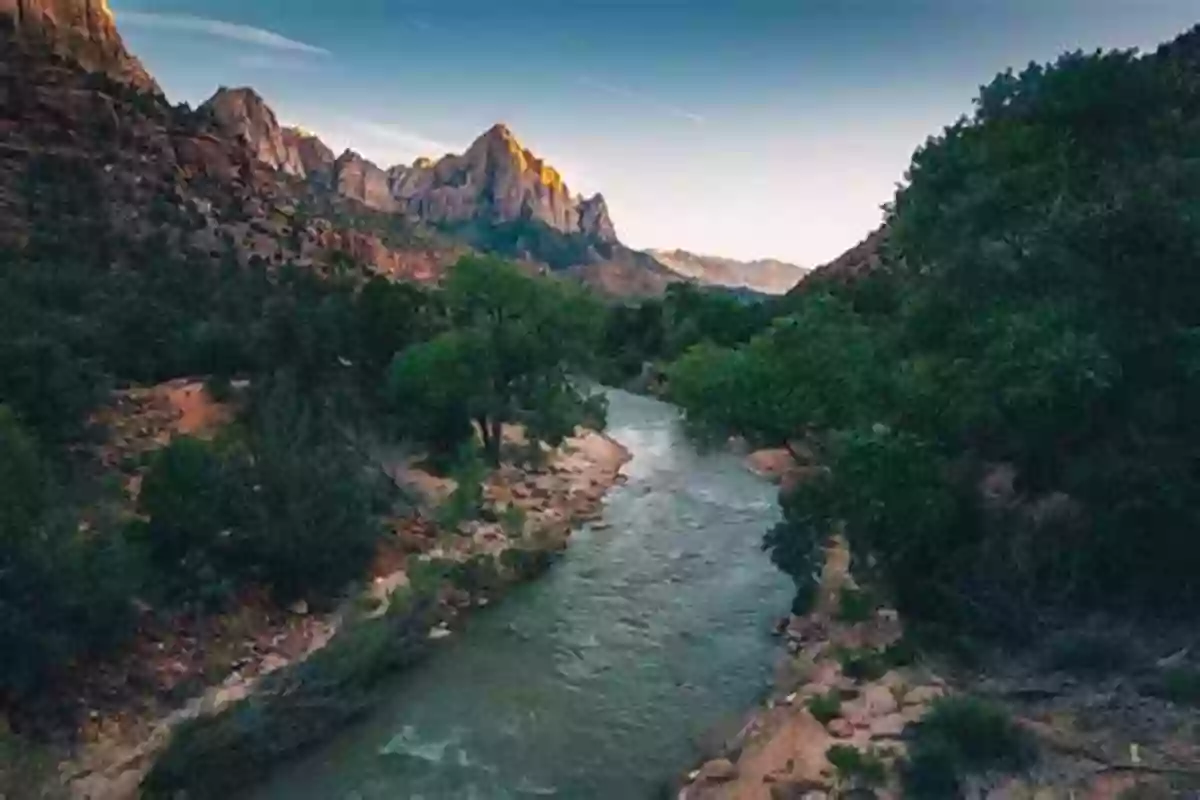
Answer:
666;31;1200;637
389;256;605;464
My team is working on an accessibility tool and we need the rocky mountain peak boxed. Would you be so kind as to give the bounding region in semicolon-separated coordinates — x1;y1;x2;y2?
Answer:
0;0;159;92
201;86;306;177
464;122;567;195
334;149;396;211
281;126;335;181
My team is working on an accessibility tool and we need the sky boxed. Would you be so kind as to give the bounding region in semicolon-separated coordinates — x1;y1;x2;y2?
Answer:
109;0;1200;266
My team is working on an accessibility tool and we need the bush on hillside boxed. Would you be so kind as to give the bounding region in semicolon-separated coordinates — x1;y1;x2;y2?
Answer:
0;407;140;704
902;697;1035;797
137;377;386;607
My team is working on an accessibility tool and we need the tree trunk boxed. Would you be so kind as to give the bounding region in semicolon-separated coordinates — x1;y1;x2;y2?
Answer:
489;418;504;466
478;415;501;466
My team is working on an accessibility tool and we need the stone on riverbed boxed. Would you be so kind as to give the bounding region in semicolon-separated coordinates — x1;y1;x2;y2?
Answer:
697;757;739;782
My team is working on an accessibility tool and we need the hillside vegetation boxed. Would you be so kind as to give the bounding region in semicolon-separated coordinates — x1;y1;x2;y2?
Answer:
662;30;1200;640
0;179;606;725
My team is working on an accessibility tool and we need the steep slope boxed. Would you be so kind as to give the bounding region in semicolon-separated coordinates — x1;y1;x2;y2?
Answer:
0;11;463;282
334;148;396;211
389;123;616;242
785;225;890;298
0;0;159;93
200;87;305;177
3;1;670;296
282;126;335;184
649;248;806;294
192;85;661;291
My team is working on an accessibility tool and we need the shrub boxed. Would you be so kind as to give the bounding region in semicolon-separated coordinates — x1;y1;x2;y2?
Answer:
837;647;888;683
137;379;385;607
236;377;384;603
435;448;488;532
1142;667;1200;707
806;690;843;724
826;744;887;789
0;407;140;702
837;586;876;624
135;436;246;609
902;697;1035;797
1043;630;1136;675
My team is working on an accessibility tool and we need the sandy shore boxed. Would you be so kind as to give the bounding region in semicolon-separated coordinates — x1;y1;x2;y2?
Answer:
64;414;630;800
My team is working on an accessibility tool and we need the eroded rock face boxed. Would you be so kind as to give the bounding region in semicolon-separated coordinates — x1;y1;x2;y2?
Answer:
282;126;335;184
0;0;159;93
389;123;618;241
334;149;396;211
201;87;306;177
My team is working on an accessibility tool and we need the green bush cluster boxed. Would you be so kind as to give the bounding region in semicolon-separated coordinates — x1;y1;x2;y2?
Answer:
0;408;141;705
134;378;386;608
902;697;1035;797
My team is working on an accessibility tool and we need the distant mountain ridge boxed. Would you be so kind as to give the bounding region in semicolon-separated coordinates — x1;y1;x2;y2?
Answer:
0;0;690;297
648;248;807;294
200;88;620;246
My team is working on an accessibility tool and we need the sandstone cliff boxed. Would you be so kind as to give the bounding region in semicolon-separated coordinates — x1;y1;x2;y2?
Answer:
388;123;617;242
333;149;396;212
201;87;305;177
194;95;620;249
0;0;158;93
1;0;669;296
282;126;335;184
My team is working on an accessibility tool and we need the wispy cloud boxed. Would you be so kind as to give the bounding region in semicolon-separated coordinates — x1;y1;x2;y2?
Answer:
343;119;454;161
117;12;330;56
234;53;320;71
578;76;705;125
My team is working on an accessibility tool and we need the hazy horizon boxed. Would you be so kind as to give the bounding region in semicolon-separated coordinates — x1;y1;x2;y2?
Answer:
111;0;1200;265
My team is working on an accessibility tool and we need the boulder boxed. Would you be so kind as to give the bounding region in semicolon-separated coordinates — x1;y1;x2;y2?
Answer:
903;685;945;706
826;718;855;739
859;684;899;717
697;757;739;783
868;713;906;740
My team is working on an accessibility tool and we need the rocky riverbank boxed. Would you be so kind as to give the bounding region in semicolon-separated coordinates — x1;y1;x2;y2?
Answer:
678;450;1200;800
62;398;630;800
676;538;947;800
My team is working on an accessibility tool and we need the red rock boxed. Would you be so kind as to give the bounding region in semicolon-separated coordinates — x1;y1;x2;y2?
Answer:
1;0;160;93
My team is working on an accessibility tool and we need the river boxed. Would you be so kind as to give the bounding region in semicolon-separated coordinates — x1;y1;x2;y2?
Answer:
252;390;792;800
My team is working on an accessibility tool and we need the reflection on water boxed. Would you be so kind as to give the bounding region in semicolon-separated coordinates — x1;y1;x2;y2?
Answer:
253;390;792;800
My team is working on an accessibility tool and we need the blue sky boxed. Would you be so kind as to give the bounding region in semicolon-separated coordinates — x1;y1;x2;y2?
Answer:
110;0;1200;265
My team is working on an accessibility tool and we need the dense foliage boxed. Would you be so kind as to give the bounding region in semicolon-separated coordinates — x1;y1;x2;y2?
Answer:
668;32;1200;638
388;255;606;464
0;163;604;718
596;281;775;385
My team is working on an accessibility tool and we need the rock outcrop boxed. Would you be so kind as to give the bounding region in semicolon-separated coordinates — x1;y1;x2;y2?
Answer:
389;123;618;242
282;126;335;184
0;0;159;93
333;149;396;211
200;87;305;177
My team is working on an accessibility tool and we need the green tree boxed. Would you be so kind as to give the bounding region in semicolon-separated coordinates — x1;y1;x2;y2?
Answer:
389;256;603;465
667;293;886;452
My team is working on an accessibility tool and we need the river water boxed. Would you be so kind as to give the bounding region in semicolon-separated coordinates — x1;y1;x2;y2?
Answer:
253;390;792;800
